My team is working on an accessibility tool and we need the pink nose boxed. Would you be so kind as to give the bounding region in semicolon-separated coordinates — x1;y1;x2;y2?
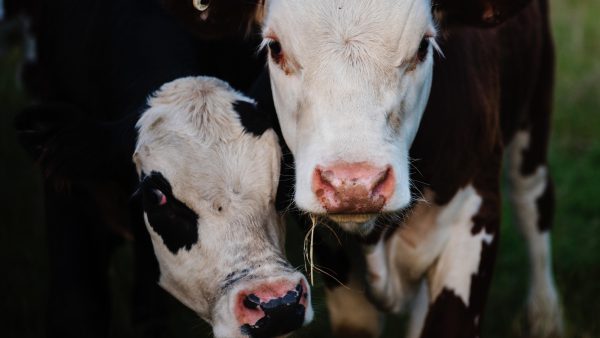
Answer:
235;280;308;337
312;162;395;213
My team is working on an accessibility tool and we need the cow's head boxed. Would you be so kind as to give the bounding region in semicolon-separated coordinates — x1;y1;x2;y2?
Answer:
262;0;436;234
133;77;312;338
262;0;530;234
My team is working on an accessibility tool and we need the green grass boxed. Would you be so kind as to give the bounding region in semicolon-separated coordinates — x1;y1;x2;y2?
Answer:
1;0;599;336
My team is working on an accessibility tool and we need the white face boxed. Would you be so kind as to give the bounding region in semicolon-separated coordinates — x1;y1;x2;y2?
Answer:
133;77;312;338
263;0;436;234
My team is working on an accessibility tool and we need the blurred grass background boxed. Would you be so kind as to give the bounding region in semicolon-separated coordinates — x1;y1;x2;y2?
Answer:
1;0;598;337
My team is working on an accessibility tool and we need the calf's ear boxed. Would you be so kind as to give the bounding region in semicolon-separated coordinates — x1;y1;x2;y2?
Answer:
433;0;531;27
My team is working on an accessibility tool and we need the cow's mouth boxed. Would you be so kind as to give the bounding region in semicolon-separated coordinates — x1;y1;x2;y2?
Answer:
328;213;375;224
325;213;378;235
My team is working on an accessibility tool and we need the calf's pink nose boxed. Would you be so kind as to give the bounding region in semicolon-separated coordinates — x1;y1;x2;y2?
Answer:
312;162;395;214
235;280;308;337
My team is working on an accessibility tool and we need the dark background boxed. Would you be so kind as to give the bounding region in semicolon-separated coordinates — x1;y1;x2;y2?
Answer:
1;0;599;337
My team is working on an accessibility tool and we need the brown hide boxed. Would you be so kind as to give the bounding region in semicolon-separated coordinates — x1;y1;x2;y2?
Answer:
411;0;550;205
434;0;532;26
409;1;553;333
160;0;263;39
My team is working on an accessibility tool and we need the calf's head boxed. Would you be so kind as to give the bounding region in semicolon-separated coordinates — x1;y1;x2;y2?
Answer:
133;77;312;338
263;0;437;233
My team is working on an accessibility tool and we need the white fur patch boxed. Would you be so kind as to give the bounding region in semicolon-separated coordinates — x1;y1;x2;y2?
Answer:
506;130;563;336
429;185;492;306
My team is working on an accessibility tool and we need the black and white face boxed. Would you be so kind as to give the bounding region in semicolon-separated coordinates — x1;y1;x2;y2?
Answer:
133;77;312;338
262;0;436;234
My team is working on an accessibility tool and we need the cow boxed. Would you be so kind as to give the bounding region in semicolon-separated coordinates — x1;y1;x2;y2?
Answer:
257;0;563;337
132;76;312;338
16;73;316;337
12;0;279;336
13;0;563;336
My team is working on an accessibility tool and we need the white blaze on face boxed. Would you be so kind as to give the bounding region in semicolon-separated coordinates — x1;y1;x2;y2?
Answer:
263;0;436;228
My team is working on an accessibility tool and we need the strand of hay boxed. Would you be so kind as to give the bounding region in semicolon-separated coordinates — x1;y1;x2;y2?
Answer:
303;215;351;290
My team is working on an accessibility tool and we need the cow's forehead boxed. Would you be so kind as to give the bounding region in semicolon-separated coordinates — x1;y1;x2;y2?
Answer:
134;76;279;209
137;133;275;210
265;0;434;65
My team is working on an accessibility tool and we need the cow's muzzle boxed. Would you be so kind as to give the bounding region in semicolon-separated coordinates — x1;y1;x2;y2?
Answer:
236;280;309;337
312;162;395;214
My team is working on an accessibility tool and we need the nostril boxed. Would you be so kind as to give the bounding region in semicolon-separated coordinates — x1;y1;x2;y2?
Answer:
280;283;303;305
372;168;389;191
372;167;394;198
320;169;335;184
237;281;308;338
243;294;261;310
316;168;336;189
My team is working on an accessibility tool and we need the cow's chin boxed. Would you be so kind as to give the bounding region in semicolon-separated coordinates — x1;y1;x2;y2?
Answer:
327;214;378;235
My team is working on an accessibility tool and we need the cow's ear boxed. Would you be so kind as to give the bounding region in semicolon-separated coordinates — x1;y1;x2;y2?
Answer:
433;0;531;27
160;0;264;39
233;100;272;137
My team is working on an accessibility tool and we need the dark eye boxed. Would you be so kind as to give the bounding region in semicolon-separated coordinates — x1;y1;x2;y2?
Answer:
268;40;283;62
417;38;430;62
143;188;167;208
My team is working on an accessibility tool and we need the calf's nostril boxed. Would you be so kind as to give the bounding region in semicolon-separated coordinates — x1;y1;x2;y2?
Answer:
243;294;261;310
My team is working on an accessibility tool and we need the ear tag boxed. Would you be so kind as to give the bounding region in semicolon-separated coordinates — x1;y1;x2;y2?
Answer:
193;0;210;11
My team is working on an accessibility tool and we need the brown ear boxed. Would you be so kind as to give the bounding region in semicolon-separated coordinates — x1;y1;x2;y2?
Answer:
160;0;264;39
433;0;531;27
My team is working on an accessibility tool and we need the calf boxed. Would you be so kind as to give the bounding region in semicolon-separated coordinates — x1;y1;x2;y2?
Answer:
260;0;562;337
14;0;269;336
133;76;312;337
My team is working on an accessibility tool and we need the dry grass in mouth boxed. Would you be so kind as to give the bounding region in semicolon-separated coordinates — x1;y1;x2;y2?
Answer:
302;214;351;289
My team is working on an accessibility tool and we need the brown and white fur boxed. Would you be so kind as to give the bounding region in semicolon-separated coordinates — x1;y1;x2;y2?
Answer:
258;0;562;337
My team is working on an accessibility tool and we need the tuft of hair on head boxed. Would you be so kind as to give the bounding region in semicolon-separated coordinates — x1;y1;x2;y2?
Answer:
136;76;254;145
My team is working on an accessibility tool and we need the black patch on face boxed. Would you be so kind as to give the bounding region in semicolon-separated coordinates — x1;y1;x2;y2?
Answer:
233;100;272;137
139;171;199;254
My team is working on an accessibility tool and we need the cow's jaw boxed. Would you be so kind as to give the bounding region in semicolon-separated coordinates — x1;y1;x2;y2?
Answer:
264;0;436;234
